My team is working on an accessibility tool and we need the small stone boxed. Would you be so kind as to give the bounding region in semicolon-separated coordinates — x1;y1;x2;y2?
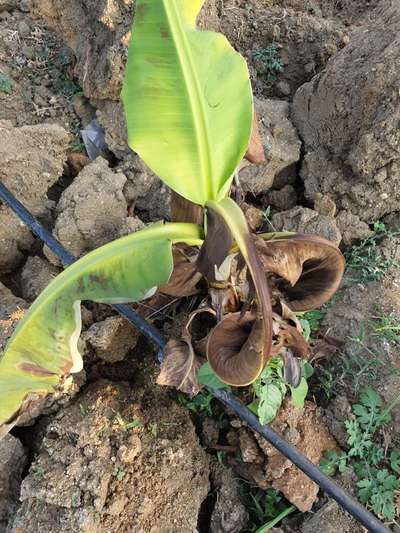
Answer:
314;192;337;217
18;20;30;38
117;435;142;463
20;256;60;301
241;202;263;231
0;435;27;530
19;0;30;12
272;206;342;245
82;316;139;363
335;210;372;246
266;184;297;211
276;80;291;96
239;429;264;464
211;467;249;533
239;98;301;194
21;45;34;59
72;93;96;127
202;418;219;447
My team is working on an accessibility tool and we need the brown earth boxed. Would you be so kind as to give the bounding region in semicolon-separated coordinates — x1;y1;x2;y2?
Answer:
0;0;399;531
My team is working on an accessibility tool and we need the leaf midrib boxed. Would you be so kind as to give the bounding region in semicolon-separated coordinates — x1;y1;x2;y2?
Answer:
164;0;214;201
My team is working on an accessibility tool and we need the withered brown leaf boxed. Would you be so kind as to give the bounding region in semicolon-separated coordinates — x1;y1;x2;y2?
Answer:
170;190;204;225
196;209;233;283
159;245;203;297
157;339;203;396
207;311;265;386
256;233;345;311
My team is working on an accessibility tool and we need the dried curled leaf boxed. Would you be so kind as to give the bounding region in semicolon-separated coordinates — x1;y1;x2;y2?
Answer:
157;339;203;397
159;245;203;297
207;312;265;386
196;208;233;283
256;233;345;311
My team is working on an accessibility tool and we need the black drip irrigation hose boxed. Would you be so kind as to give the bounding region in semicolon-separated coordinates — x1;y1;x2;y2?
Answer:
0;180;390;533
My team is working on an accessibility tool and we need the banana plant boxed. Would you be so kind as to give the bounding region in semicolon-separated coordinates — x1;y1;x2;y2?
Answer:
0;0;345;433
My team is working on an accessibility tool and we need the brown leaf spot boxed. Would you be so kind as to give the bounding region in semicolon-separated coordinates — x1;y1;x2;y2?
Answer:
18;363;57;377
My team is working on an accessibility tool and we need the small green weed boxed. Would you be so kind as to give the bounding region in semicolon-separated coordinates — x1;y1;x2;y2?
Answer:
148;422;158;437
299;309;325;338
0;73;13;94
320;388;400;521
31;464;45;479
252;43;284;85
240;484;296;532
345;222;399;284
369;308;400;346
248;358;313;425
113;467;126;481
176;391;215;416
114;412;142;431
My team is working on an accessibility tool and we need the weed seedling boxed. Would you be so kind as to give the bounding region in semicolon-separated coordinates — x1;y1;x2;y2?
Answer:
252;43;284;85
345;222;399;284
320;388;400;521
240;483;296;532
0;73;14;94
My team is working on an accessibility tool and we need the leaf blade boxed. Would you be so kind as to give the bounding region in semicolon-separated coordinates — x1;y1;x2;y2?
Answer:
122;0;253;205
0;223;202;430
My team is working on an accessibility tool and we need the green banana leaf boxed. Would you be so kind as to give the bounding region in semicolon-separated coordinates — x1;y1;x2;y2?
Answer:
0;222;202;430
122;0;253;206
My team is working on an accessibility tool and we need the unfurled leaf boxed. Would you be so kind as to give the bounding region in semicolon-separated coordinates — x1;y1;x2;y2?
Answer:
198;362;230;390
256;233;345;311
157;339;203;396
122;0;253;206
207;312;265;386
0;222;202;432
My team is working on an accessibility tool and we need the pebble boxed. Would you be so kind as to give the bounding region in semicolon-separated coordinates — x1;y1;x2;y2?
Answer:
277;80;291;96
21;45;34;59
18;19;30;38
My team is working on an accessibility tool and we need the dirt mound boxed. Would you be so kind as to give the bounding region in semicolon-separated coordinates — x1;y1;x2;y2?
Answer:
0;434;27;531
0;6;78;130
293;0;400;222
236;400;338;512
9;379;210;532
44;157;143;265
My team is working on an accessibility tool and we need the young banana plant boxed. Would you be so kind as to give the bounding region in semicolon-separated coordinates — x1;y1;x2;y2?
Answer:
0;0;345;433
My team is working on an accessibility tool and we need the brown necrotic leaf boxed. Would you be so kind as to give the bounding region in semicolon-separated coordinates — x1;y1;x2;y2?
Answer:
270;312;311;387
196;209;233;283
207;312;265;386
157;339;203;396
159;245;204;297
170;190;204;225
255;233;345;311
